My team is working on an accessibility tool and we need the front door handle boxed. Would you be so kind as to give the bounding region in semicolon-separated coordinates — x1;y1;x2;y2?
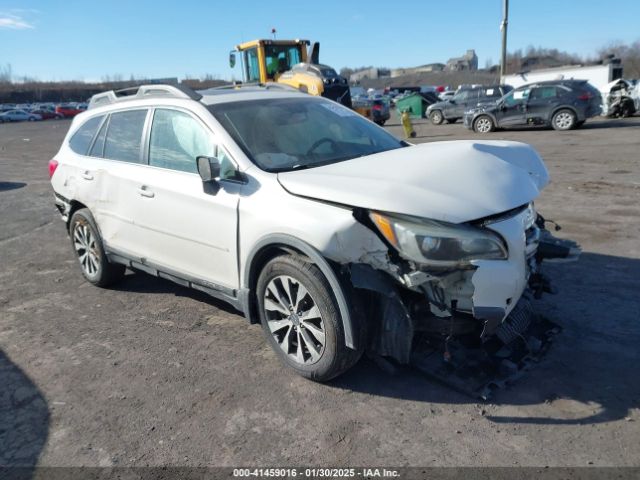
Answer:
81;171;93;181
137;186;155;198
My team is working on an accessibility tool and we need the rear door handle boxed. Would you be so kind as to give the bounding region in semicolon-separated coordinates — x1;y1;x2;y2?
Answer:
137;186;155;198
81;171;93;181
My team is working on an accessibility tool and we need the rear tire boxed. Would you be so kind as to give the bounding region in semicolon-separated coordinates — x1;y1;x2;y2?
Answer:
552;109;576;130
429;110;444;125
256;254;362;382
69;209;125;287
473;115;495;133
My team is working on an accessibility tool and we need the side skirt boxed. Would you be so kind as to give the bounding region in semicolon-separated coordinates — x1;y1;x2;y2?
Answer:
105;247;245;314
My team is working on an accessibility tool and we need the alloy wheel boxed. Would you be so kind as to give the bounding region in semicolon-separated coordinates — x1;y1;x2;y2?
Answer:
73;221;100;277
263;275;325;365
554;112;574;129
475;117;493;133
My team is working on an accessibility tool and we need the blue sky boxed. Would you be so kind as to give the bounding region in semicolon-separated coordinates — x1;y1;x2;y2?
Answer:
1;0;639;82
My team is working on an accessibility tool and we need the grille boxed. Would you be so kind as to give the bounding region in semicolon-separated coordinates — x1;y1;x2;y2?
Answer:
525;225;541;258
496;297;533;345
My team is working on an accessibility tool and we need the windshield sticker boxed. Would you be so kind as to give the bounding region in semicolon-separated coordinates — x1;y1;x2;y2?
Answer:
320;103;357;117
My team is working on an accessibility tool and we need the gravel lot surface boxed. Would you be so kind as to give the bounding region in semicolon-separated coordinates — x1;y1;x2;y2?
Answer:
1;116;639;468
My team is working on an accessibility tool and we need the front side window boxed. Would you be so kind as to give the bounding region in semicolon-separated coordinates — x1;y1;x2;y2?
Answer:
209;97;405;172
103;110;148;163
453;90;469;102
503;87;531;107
149;109;215;174
69;115;104;155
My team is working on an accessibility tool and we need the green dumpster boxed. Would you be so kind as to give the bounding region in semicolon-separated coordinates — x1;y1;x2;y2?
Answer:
395;93;426;119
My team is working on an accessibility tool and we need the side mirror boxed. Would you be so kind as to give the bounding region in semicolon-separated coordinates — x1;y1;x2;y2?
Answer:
449;99;456;104
229;52;236;68
197;156;221;183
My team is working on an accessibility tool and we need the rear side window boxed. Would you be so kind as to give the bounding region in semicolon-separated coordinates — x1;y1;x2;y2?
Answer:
530;86;557;100
104;110;148;163
483;87;502;98
69;115;104;155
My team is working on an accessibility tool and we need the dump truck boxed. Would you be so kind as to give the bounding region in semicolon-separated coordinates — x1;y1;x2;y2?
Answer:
229;39;352;108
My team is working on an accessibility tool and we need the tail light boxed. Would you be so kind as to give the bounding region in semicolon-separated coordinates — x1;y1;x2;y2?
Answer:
577;92;592;101
48;159;59;178
372;104;382;111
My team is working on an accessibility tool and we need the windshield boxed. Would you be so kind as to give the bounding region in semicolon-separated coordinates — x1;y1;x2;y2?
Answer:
264;45;302;78
208;97;405;172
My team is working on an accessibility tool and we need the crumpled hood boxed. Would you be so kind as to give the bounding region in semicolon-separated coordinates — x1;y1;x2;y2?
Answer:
277;140;549;224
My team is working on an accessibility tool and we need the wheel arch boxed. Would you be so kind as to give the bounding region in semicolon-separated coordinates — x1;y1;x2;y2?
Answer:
66;199;88;230
550;105;579;123
241;234;357;350
473;112;497;129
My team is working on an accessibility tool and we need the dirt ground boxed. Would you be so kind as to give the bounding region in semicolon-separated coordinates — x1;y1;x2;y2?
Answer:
1;115;639;468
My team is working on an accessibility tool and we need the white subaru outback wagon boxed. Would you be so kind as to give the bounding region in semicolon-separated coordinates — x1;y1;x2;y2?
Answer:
50;84;578;391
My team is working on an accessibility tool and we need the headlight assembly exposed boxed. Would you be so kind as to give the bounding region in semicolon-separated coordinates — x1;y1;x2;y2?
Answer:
369;212;507;266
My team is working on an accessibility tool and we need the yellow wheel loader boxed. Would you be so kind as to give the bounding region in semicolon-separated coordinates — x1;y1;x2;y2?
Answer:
229;39;352;108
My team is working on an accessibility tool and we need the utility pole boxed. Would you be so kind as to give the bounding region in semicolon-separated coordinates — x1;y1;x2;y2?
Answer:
500;0;509;78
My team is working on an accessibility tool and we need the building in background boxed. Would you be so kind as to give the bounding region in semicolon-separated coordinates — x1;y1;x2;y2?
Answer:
445;50;478;71
390;63;445;78
349;68;391;83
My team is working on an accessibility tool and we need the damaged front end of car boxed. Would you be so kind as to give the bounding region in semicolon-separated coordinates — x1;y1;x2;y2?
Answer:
347;203;580;399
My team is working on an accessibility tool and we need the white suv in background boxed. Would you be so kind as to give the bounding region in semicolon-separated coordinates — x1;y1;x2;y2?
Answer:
49;84;578;387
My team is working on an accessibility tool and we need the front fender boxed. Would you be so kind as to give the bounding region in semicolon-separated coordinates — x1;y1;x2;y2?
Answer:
242;233;358;350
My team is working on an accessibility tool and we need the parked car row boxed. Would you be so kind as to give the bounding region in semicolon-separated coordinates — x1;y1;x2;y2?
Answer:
350;91;392;125
427;85;513;125
0;109;44;123
421;80;603;133
0;102;88;123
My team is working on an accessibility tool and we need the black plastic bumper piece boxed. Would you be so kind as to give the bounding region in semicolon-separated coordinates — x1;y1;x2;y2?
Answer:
410;306;560;400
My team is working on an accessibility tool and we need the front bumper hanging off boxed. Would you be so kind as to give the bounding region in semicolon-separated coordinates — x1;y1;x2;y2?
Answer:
410;296;561;400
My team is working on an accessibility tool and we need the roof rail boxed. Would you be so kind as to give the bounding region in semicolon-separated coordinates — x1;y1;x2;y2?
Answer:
88;83;203;109
198;82;300;96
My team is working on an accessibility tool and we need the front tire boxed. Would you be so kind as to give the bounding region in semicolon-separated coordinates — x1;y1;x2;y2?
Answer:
69;209;125;287
552;109;576;130
256;254;361;382
429;110;444;125
473;115;495;133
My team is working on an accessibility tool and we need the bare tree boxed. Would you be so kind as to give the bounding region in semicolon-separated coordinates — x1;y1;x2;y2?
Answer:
0;63;12;83
598;40;640;78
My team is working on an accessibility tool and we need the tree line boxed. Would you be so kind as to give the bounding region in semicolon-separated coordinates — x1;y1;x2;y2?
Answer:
340;41;640;79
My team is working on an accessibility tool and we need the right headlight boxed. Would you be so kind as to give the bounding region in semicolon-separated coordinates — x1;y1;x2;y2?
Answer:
369;212;508;267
